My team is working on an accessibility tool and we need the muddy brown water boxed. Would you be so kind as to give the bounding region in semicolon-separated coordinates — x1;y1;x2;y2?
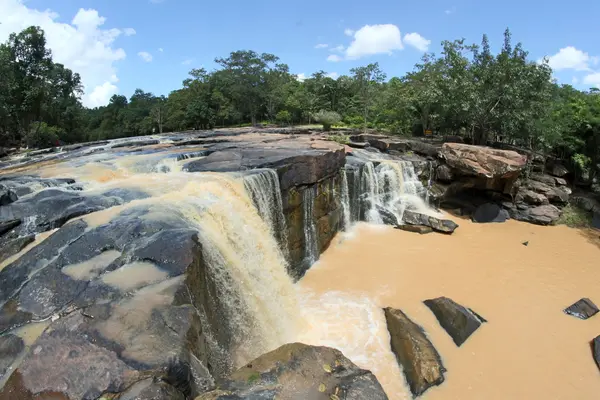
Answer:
298;219;600;400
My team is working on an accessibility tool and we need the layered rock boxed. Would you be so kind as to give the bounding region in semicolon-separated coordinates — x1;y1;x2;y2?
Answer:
423;297;486;346
564;298;599;320
402;210;459;234
440;143;527;179
197;343;388;400
383;307;446;397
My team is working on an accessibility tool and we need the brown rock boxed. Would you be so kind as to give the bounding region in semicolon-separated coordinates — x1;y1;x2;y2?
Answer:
396;225;433;234
440;143;527;179
384;307;446;397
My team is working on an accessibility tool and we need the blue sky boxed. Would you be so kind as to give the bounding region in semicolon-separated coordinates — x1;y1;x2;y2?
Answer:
2;0;600;107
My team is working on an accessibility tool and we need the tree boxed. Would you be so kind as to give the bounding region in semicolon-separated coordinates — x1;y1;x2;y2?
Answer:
351;63;386;132
313;110;341;131
151;96;167;133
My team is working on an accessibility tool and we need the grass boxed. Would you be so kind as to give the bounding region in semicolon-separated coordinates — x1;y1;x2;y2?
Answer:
556;204;593;228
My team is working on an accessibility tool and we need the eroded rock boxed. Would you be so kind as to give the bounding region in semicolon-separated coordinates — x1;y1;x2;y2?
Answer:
0;335;24;381
440;143;527;179
0;189;17;206
564;298;599;320
197;343;388;400
384;307;445;397
424;297;486;346
402;210;458;234
396;225;433;234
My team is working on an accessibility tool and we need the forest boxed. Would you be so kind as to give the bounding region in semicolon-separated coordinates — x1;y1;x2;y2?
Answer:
1;26;599;182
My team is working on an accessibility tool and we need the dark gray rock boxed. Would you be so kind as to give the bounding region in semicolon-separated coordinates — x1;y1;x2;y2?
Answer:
396;225;433;234
548;162;569;177
564;298;599;320
111;139;160;148
472;203;510;223
0;334;24;381
507;204;561;225
531;174;556;186
347;141;370;149
592;336;600;371
384;307;445;397
0;219;20;237
424;297;486;346
527;180;569;204
554;177;567;186
403;210;458;234
0;235;35;263
197;343;388;400
111;378;185;400
593;212;600;230
436;164;454;182
0;189;17;206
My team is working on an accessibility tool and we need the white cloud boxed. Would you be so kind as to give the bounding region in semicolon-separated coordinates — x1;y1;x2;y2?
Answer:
327;54;343;62
296;73;307;82
326;72;339;79
572;77;580;85
158;47;164;52
583;72;600;88
0;1;127;107
123;28;136;36
138;51;153;62
344;28;354;36
403;32;431;52
315;43;328;49
345;24;403;59
182;58;194;65
545;47;594;71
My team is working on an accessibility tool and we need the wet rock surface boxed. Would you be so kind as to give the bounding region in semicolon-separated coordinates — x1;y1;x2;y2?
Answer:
564;298;599;320
383;307;445;397
396;224;433;234
592;336;600;371
0;335;24;381
424;297;486;347
402;210;458;234
472;203;510;223
197;343;388;400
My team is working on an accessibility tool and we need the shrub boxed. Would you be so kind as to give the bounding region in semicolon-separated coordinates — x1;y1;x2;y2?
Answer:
275;110;291;126
328;134;350;145
556;204;592;228
313;110;341;131
25;122;61;149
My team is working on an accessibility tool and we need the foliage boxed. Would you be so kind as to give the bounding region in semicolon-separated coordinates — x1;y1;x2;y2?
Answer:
313;110;341;131
556;204;592;227
328;133;350;145
25;122;61;148
275;110;291;125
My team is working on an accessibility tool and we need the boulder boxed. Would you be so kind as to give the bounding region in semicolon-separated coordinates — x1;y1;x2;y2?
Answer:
564;298;599;320
527;180;569;204
423;297;486;346
0;189;17;206
0;219;20;237
472;203;510;223
347;141;370;149
592;336;600;371
530;174;556;186
396;225;433;234
436;164;454;182
548;162;569;177
383;307;445;397
111;139;160;148
0;334;24;381
402;210;458;234
197;343;388;400
506;204;561;225
440;143;527;179
593;212;600;230
554;177;567;186
0;235;35;263
515;189;549;205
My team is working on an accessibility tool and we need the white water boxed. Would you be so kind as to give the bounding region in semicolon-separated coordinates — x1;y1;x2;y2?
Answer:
302;185;319;265
340;169;352;231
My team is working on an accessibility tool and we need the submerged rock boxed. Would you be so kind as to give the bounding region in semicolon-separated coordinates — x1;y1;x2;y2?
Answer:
396;224;433;234
402;210;458;234
592;336;600;371
0;189;17;206
197;343;388;400
383;307;445;397
564;298;599;320
424;297;486;347
472;203;509;223
0;219;20;237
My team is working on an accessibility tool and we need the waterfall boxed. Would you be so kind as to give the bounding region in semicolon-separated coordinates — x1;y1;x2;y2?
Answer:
360;162;383;223
302;186;319;265
243;169;288;254
340;169;352;231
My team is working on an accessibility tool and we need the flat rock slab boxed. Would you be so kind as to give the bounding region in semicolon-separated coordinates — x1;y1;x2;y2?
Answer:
396;225;433;234
564;298;599;320
424;297;486;347
383;307;445;397
197;343;388;400
403;210;458;234
592;336;600;371
472;203;509;223
0;335;24;381
440;143;527;179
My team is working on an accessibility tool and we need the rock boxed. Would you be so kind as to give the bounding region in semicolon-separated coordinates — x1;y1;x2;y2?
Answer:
548;162;569;177
593;212;600;230
423;297;486;347
402;210;458;234
0;189;17;206
440;143;527;179
0;219;20;237
197;343;388;400
0;235;35;263
436;164;454;182
555;177;567;186
0;334;24;381
472;203;510;223
383;307;445;397
396;225;433;234
114;378;185;400
347;141;370;149
592;336;600;371
515;189;549;205
527;180;569;204
564;298;599;320
531;174;556;186
111;139;160;148
522;241;529;246
527;204;561;225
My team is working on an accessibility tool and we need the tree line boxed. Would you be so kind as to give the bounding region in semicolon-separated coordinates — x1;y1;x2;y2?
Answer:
1;26;599;182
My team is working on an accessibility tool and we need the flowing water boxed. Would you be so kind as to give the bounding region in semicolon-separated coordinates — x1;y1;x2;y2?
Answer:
299;221;600;399
302;185;319;265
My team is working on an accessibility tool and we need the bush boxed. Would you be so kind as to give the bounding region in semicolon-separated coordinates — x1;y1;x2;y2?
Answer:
25;122;62;149
556;204;592;228
328;133;350;145
313;110;341;131
275;110;291;126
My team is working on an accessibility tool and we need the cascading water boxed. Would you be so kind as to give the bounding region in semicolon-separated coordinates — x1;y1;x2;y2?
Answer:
340;169;352;231
360;162;383;223
302;185;319;265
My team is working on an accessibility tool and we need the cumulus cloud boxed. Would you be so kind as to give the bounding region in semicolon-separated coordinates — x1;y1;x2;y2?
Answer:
345;24;403;59
314;43;328;49
138;51;153;62
327;54;343;62
123;28;136;36
296;73;307;82
330;44;345;53
0;1;127;107
545;47;594;71
583;72;600;88
344;28;354;36
403;32;431;52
